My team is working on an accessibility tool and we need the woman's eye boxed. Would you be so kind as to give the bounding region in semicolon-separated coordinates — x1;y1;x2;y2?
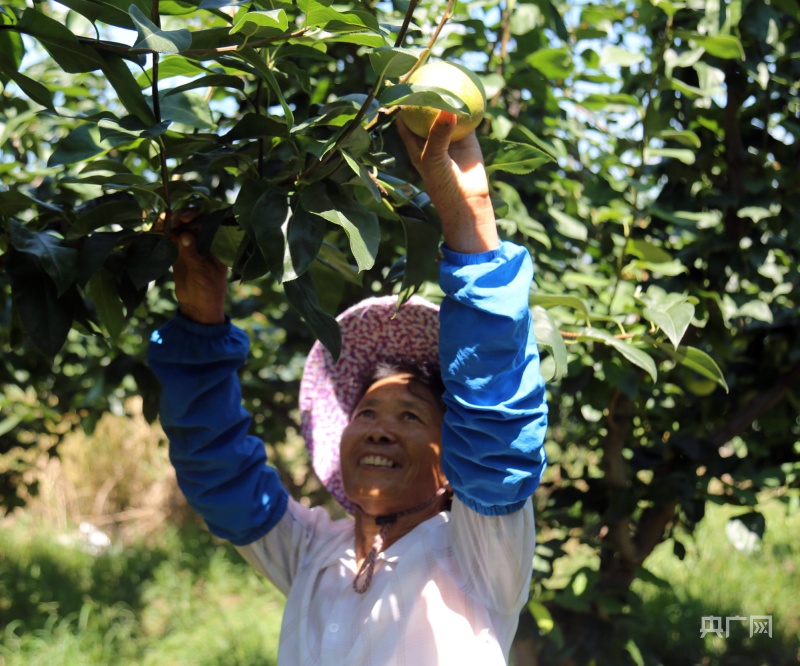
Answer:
356;409;375;419
403;412;421;422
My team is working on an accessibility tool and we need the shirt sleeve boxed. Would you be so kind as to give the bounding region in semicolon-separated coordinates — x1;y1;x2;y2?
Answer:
438;240;548;516
147;313;289;546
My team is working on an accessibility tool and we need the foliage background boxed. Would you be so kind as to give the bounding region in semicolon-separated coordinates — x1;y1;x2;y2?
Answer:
1;0;798;664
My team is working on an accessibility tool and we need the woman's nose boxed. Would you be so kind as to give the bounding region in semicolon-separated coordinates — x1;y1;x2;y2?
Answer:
367;422;397;443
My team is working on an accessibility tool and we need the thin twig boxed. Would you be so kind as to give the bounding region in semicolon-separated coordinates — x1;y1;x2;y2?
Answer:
561;330;635;340
393;0;420;47
489;0;514;108
149;1;171;223
398;0;456;85
365;0;456;132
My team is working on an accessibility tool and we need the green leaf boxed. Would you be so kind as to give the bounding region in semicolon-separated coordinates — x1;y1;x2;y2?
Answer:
0;14;24;78
235;49;294;128
737;205;778;223
88;268;125;342
369;47;421;78
380;84;467;114
600;46;645;68
314;242;362;285
323;32;386;48
531;293;592;322
222;112;287;142
18;9;105;73
626;239;673;264
299;0;379;31
483;140;553;175
9;220;79;297
125;234;178;289
282;204;326;282
583;328;658;382
209;226;247;268
164;74;245;97
129;5;191;54
658;129;701;148
532;305;569;381
676;31;746;60
284;272;342;360
526;47;573;79
625;639;645;666
656;343;729;392
8;251;73;356
735;299;773;323
549;208;588;241
527;600;554;635
341;150;382;202
644;147;696;165
57;0;143;30
649;0;685;18
396;215;441;300
158;90;214;129
234;184;289;281
48;124;107;167
580;93;641;112
68;199;143;239
300;184;379;272
230;9;289;36
7;71;54;110
99;53;156;125
642;297;695;349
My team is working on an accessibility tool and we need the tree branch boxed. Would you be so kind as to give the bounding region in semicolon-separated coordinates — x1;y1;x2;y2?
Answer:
710;361;800;449
601;390;639;570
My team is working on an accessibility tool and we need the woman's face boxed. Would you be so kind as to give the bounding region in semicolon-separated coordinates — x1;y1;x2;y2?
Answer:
340;373;446;516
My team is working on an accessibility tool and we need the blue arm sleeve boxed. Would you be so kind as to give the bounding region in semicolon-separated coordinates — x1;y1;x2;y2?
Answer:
439;240;548;516
147;314;289;546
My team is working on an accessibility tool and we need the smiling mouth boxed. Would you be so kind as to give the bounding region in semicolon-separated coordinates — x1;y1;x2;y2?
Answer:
358;455;401;469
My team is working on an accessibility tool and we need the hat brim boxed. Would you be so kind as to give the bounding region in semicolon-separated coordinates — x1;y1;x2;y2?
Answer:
299;295;440;513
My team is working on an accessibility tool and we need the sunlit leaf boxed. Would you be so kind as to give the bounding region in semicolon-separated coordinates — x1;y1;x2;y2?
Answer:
230;9;289;36
17;8;104;73
582;328;658;382
369;47;421;78
483;140;553;175
532;305;569;381
526;47;573;79
300;184;379;272
129;5;191;53
380;84;467;114
549;208;588;241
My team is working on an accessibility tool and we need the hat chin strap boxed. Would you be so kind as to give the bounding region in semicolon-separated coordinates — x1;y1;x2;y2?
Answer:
352;484;451;594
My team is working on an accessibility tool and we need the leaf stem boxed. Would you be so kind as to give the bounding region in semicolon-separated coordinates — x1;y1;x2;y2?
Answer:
150;1;171;224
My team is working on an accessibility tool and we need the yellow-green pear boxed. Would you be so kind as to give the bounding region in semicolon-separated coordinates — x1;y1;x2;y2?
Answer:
399;61;487;142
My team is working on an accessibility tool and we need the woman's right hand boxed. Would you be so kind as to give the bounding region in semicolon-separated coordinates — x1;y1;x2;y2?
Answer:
172;215;228;325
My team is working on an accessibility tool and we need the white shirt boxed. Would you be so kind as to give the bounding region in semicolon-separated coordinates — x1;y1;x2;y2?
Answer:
237;496;535;666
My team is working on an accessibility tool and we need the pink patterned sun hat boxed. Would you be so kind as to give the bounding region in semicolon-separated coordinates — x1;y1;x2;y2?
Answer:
299;295;440;513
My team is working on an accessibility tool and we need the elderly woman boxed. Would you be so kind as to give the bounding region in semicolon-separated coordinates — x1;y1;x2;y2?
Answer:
147;111;548;665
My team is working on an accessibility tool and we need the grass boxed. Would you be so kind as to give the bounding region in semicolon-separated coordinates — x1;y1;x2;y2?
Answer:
4;506;798;666
632;496;800;666
0;519;285;665
1;485;797;665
